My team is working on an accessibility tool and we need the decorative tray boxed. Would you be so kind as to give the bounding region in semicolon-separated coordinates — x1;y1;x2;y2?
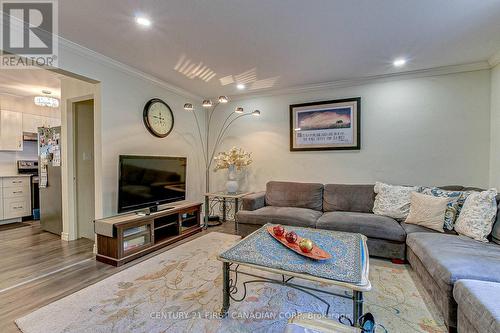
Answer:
266;226;331;260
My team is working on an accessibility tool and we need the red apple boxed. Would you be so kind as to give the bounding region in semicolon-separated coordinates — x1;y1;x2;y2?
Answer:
285;231;298;244
299;238;314;253
273;225;285;237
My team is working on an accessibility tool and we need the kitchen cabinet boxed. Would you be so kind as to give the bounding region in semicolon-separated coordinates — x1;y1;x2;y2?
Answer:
22;113;61;133
0;176;31;221
22;113;41;133
0;110;23;151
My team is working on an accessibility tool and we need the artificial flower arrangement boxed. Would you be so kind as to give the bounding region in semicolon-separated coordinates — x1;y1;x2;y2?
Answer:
213;147;253;171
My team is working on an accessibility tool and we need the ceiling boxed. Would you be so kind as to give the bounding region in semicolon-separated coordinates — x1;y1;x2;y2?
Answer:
0;69;61;98
58;0;500;97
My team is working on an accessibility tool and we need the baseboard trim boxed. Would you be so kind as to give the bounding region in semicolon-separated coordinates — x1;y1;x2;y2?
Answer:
61;232;70;241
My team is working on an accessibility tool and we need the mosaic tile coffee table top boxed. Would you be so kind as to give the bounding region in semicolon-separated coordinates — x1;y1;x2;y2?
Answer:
219;224;366;284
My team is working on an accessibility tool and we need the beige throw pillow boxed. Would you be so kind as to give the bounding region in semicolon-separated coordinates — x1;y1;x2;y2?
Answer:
405;192;451;232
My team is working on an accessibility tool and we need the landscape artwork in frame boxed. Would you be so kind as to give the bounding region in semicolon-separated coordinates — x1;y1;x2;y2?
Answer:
290;97;361;151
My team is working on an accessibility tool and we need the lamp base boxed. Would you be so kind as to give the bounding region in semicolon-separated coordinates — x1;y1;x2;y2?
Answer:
206;215;222;227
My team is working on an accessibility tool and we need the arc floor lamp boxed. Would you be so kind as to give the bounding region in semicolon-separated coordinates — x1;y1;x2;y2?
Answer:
183;96;260;195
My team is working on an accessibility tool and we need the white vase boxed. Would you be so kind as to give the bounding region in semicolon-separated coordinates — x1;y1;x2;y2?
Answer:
225;165;239;194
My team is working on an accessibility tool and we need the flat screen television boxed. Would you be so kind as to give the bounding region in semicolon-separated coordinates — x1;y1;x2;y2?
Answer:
118;155;187;213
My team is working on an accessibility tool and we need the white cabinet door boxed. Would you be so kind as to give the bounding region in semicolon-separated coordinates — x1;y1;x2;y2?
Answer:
0;110;23;151
3;197;30;218
22;113;40;133
50;117;61;127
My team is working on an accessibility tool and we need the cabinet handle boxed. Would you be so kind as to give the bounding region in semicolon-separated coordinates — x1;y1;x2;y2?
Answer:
13;191;22;194
13;206;23;209
12;181;21;184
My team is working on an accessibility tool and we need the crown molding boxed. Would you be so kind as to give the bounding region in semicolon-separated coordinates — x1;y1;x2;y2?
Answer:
489;50;500;67
58;37;202;100
229;61;491;101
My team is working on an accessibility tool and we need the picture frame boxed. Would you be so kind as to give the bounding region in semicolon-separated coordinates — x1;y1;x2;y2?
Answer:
290;97;361;151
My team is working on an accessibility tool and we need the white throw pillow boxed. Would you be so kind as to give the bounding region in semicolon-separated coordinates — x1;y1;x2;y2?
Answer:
373;182;420;220
405;192;451;232
454;189;498;242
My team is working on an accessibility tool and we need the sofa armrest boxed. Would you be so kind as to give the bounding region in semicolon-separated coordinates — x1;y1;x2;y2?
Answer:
242;191;266;211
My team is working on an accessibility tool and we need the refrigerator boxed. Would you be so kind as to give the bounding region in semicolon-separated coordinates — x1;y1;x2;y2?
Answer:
38;126;63;235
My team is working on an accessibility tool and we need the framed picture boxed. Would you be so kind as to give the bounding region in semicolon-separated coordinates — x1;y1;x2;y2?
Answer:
290;97;361;151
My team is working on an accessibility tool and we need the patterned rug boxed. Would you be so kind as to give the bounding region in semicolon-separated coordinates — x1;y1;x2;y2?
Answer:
16;232;446;333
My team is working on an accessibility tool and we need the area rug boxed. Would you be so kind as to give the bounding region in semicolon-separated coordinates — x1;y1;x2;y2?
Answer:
16;232;446;333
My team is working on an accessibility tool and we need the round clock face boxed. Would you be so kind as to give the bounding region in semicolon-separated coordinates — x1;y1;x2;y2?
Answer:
143;99;174;138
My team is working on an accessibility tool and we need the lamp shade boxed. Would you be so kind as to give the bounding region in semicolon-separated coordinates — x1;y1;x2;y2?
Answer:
235;107;244;113
202;99;213;107
183;103;194;111
218;96;229;103
251;110;261;116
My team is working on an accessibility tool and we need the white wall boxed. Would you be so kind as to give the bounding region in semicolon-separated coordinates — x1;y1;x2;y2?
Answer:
211;70;492;191
57;42;205;220
490;64;500;189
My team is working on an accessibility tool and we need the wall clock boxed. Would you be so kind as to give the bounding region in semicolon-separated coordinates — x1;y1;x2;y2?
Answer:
143;98;174;138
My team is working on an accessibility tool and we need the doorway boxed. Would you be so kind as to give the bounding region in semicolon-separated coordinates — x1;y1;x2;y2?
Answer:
74;99;95;240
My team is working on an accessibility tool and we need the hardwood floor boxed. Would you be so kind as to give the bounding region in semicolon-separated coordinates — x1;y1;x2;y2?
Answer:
0;220;237;333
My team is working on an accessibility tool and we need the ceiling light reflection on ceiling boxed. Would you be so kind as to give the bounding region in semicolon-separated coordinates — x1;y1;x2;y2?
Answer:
136;16;152;27
174;54;216;82
237;84;246;90
393;58;407;67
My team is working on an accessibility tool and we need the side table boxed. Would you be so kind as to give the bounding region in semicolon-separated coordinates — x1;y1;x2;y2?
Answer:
204;191;252;228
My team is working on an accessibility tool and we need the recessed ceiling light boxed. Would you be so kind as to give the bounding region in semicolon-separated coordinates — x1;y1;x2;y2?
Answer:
136;16;152;27
393;58;407;67
236;83;245;90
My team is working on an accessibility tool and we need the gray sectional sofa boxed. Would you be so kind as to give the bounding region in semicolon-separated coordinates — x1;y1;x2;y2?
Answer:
236;181;500;331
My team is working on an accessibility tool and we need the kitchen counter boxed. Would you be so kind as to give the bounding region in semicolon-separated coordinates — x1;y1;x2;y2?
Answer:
0;174;32;177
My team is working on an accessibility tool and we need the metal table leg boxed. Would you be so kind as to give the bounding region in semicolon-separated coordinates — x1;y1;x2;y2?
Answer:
352;290;363;327
204;195;209;229
222;198;227;222
234;197;239;233
220;262;230;318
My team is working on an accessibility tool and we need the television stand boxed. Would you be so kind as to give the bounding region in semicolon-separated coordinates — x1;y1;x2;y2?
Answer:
95;201;202;266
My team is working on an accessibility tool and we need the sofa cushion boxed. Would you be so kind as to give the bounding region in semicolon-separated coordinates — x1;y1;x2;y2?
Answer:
406;233;500;293
316;211;405;242
401;222;456;235
492;204;500;245
455;189;498;242
421;187;463;230
373;182;419;220
265;181;323;211
236;206;322;228
323;184;375;213
454;280;500;333
404;192;450;233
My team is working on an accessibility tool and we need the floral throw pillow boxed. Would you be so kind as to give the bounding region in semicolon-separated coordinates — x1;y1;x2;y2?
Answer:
373;182;420;220
454;189;498;242
421;187;462;230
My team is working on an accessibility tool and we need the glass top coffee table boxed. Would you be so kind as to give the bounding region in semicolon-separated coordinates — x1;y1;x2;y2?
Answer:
218;224;371;327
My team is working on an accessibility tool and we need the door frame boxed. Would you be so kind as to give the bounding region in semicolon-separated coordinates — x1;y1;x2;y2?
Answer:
62;91;102;244
72;98;95;240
